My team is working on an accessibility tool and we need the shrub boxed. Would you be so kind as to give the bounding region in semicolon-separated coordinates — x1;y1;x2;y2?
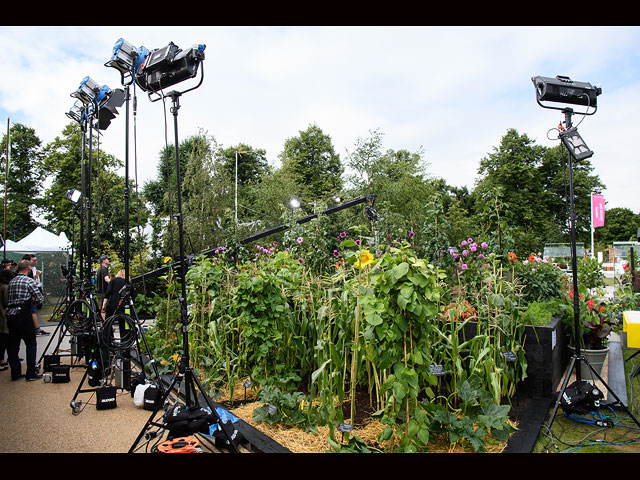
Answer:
514;253;567;305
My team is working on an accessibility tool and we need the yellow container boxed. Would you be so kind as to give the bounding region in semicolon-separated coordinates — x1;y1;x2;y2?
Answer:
623;311;640;348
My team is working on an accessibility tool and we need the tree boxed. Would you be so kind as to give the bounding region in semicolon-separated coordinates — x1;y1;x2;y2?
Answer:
182;132;231;253
594;207;640;248
279;124;343;205
474;128;605;255
0;123;45;241
41;122;147;266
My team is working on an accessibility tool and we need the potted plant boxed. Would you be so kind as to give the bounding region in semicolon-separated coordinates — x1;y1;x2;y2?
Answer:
563;286;612;382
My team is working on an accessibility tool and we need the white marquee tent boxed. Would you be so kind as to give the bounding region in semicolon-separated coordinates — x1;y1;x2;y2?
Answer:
3;227;71;305
4;226;70;252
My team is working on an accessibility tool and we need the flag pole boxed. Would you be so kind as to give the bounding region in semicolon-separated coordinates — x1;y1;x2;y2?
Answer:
591;193;595;258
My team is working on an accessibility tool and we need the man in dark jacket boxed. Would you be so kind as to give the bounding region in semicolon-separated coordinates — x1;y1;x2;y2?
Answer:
6;260;45;381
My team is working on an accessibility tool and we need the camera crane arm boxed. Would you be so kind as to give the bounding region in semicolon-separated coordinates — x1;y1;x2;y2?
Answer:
130;194;377;285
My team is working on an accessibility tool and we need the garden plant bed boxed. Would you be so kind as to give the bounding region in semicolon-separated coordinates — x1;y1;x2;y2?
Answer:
215;381;517;453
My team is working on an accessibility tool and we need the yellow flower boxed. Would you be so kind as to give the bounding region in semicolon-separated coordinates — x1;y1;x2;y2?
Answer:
172;353;180;363
356;249;374;269
164;256;172;264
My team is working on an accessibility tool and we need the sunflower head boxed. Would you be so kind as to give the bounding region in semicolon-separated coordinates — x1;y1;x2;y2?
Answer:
356;249;375;269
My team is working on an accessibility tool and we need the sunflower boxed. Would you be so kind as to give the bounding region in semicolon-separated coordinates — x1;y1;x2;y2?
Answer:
356;249;375;269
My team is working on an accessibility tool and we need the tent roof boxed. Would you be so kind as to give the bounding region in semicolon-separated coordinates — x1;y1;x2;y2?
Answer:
4;226;69;252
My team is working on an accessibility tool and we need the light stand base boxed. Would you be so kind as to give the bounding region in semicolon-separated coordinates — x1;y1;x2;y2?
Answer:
544;353;640;436
128;363;241;453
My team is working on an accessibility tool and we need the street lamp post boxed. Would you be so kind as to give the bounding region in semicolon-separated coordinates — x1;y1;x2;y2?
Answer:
235;150;252;224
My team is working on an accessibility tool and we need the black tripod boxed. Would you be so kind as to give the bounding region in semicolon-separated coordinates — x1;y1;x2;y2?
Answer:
38;204;82;367
129;90;239;453
544;108;640;433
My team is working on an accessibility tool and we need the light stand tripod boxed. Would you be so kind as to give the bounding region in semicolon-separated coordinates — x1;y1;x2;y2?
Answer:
39;203;82;366
129;89;239;453
100;76;162;394
543;107;640;433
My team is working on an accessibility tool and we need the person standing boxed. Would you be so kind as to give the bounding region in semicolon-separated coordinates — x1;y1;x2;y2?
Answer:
28;254;48;336
95;256;111;316
6;259;44;381
22;253;49;335
101;270;126;319
0;268;13;371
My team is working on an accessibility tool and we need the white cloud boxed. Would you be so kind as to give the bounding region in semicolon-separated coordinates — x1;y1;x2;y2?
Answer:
1;25;639;218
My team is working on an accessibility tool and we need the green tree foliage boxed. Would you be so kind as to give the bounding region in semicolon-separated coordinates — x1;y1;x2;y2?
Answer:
182;133;231;253
0;123;45;241
279;124;343;205
41;122;147;264
594;207;640;248
474;128;604;256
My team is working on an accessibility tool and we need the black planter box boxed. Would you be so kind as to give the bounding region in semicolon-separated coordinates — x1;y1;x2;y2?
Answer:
518;315;568;398
458;315;568;399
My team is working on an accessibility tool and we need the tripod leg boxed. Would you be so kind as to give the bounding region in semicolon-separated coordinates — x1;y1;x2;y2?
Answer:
581;355;640;428
544;354;578;435
186;367;240;453
128;373;181;453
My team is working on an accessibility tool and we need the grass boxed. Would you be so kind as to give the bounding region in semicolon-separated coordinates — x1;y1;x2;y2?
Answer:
533;346;640;453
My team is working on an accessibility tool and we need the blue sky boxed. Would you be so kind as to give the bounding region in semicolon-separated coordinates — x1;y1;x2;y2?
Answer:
2;26;639;218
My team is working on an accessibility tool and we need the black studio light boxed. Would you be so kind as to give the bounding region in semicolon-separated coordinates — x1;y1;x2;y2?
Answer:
532;75;602;111
533;74;640;434
70;76;125;130
135;42;205;95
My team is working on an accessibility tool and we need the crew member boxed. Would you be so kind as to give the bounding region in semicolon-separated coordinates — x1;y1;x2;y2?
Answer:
6;259;44;381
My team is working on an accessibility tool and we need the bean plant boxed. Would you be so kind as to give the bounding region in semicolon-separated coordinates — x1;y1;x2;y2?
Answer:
143;223;529;452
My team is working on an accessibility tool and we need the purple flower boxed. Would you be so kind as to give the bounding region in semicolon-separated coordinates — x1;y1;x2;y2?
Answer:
409;231;415;238
333;250;339;257
340;232;347;238
461;240;467;246
481;242;488;249
462;250;468;257
470;246;477;252
478;254;485;260
355;239;360;245
468;238;473;243
297;237;303;244
461;264;468;270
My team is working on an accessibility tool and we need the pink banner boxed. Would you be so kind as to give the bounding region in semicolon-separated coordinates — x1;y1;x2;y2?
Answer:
592;194;605;228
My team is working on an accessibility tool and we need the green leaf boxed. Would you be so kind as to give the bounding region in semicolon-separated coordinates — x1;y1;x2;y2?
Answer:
393;382;407;401
391;262;410;281
311;359;331;384
417;428;430;446
379;427;394;442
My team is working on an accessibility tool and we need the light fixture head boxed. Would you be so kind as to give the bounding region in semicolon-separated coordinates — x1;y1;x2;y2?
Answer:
71;76;101;105
66;189;82;204
135;42;205;93
106;38;149;79
532;75;601;109
289;198;301;209
559;127;594;161
66;99;86;124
